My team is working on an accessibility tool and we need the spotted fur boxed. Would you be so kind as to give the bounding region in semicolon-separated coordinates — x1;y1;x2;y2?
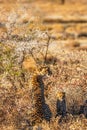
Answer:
30;67;49;125
56;92;66;117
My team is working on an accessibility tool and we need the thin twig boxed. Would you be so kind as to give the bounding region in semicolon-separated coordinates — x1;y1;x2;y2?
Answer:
44;32;51;64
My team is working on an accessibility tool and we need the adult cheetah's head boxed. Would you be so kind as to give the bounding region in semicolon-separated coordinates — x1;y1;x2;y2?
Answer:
38;66;52;77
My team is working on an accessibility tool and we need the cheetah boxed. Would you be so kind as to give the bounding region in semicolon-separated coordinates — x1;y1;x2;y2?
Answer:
30;66;51;125
56;92;66;117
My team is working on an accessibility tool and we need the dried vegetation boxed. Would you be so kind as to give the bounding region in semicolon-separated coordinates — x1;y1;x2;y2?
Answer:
0;1;87;129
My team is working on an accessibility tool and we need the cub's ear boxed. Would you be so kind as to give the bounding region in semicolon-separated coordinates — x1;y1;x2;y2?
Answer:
63;92;66;98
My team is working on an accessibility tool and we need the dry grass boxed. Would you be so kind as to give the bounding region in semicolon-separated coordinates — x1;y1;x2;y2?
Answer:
0;1;87;129
0;41;87;129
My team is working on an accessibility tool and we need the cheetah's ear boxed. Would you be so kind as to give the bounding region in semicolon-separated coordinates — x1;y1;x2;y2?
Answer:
63;92;66;98
38;66;42;72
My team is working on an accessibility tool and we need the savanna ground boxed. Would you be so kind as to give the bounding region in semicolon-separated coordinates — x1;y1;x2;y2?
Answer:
0;0;87;130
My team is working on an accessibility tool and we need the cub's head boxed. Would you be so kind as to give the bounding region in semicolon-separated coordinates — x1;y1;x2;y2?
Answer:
56;92;65;101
